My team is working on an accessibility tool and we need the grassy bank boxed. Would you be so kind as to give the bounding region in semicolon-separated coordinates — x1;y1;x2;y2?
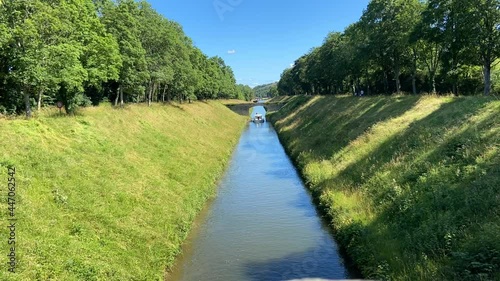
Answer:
0;102;246;280
269;95;500;280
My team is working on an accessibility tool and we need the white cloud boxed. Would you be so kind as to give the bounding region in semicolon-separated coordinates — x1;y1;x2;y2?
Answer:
227;49;236;54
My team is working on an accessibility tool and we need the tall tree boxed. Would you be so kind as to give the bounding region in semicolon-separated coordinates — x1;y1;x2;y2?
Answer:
360;0;422;94
51;0;121;113
469;0;500;95
424;0;476;95
413;11;444;94
137;1;173;105
5;0;44;117
102;0;148;106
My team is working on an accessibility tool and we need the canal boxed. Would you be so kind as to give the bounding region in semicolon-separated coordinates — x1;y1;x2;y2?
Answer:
169;106;352;281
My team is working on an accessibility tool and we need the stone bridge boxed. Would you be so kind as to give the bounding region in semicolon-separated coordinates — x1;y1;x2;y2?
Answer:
225;102;283;117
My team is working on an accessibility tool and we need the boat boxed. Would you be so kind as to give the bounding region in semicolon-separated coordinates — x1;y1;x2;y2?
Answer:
252;113;265;123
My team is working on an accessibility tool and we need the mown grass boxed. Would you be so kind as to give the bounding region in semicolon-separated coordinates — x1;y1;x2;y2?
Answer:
269;95;500;281
0;101;246;280
218;99;251;105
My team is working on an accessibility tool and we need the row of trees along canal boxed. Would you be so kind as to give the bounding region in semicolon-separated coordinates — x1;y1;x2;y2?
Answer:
0;0;254;117
278;0;500;97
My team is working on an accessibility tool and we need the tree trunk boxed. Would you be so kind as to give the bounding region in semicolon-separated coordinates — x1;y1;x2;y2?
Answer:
24;86;31;118
383;71;389;94
483;60;491;96
431;72;437;94
147;82;152;107
395;66;401;94
162;84;167;102
115;86;120;106
120;87;124;107
424;43;441;94
37;89;44;111
153;83;158;103
451;57;459;96
365;69;371;95
412;74;417;95
411;48;418;95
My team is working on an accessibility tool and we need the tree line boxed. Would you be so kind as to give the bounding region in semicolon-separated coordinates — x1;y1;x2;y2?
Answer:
0;0;252;117
253;82;278;99
278;0;500;97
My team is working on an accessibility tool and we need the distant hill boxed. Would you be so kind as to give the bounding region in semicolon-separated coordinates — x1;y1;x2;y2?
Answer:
253;82;278;98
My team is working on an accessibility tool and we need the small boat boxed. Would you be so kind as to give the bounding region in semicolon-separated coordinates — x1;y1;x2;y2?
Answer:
252;113;265;123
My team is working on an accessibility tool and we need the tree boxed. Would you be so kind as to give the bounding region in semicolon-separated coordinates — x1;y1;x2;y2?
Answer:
360;0;422;94
53;0;121;112
278;0;492;97
102;0;148;106
0;0;250;115
1;0;121;115
137;1;173;105
237;84;253;101
413;12;444;94
81;1;122;106
469;0;500;95
423;0;477;95
253;83;278;98
5;0;45;118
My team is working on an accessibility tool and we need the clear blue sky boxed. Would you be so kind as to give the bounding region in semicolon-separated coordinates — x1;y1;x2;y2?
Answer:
147;0;369;87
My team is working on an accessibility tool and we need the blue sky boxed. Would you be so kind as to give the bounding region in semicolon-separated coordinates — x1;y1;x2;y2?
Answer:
147;0;370;87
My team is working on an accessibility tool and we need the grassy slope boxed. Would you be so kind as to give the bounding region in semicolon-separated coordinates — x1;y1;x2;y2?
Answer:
269;95;500;280
0;102;246;280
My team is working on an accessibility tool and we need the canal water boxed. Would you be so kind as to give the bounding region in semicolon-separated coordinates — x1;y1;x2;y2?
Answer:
169;106;352;281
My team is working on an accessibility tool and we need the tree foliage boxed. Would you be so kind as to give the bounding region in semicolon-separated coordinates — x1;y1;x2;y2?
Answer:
253;82;278;98
237;84;254;101
0;0;242;116
278;0;500;96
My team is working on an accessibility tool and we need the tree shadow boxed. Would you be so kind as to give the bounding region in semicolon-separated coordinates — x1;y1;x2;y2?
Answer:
226;103;255;116
312;97;499;279
166;102;186;112
243;240;355;281
273;95;422;163
324;97;492;194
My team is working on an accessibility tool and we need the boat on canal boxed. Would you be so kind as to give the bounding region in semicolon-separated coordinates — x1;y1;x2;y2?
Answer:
252;113;265;123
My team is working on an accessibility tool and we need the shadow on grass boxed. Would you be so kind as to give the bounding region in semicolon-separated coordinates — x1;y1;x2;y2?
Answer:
46;110;86;118
312;97;499;279
166;102;186;112
273;95;422;163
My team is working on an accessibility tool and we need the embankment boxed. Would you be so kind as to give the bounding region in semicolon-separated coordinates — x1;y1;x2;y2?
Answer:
269;95;499;280
0;102;246;280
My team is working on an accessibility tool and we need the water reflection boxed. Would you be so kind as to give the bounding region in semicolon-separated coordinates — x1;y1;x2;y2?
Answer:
245;236;346;281
168;106;351;281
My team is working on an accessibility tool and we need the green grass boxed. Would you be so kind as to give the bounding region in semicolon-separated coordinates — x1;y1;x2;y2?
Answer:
0;101;246;280
269;95;500;281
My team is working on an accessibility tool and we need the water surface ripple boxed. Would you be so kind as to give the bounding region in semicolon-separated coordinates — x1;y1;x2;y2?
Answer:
169;106;351;281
